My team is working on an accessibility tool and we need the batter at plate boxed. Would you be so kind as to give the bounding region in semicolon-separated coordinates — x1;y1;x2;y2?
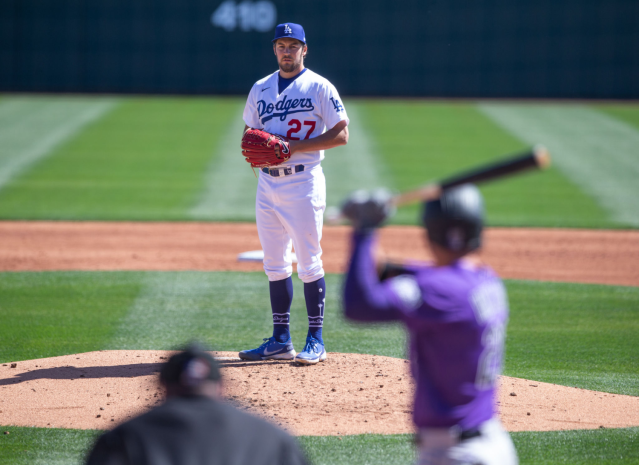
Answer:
341;185;518;465
239;22;349;365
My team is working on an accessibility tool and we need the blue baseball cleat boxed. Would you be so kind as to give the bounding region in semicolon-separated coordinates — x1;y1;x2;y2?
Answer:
238;337;296;361
294;336;327;365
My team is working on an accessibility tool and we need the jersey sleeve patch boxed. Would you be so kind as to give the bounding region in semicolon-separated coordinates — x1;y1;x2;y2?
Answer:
329;96;344;113
389;275;422;311
320;81;348;130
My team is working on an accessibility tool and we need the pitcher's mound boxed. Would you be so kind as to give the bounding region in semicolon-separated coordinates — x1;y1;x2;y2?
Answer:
1;351;638;435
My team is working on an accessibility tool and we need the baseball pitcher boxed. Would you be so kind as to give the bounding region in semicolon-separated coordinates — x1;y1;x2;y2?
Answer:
239;23;349;364
341;185;518;465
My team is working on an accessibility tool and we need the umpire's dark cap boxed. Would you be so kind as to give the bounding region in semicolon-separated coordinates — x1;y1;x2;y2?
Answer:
422;184;484;253
160;343;221;388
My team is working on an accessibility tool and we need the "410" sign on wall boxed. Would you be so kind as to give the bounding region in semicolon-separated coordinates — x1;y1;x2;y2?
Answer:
211;1;277;32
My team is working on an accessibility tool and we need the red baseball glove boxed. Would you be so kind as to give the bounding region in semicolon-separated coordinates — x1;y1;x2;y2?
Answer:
240;128;291;168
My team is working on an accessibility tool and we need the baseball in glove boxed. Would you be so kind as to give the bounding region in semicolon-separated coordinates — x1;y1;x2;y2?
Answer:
241;128;291;168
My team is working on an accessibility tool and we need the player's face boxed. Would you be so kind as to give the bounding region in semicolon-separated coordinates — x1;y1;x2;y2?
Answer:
274;38;307;74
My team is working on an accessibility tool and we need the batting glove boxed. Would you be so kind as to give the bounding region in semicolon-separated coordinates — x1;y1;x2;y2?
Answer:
341;188;396;232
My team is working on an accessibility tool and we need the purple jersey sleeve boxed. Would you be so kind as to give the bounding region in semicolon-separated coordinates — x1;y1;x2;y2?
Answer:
343;231;509;430
343;232;404;322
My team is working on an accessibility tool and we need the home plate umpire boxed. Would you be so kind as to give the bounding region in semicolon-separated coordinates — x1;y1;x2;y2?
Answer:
86;343;308;465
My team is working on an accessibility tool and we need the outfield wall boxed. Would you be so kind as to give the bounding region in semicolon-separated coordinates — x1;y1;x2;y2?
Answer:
1;0;637;98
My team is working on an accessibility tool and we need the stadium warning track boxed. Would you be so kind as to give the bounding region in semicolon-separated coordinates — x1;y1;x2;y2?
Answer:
0;221;638;286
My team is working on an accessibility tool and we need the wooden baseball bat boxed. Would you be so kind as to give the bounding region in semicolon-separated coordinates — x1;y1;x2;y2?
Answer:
391;144;550;206
326;145;550;223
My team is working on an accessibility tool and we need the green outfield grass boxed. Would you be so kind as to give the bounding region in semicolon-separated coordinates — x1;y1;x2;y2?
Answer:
357;101;616;228
0;272;143;363
0;96;637;227
1;271;637;395
597;105;639;130
1;426;638;465
505;280;639;396
0;97;242;220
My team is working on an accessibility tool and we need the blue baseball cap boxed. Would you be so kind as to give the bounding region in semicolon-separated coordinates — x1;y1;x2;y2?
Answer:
272;23;306;44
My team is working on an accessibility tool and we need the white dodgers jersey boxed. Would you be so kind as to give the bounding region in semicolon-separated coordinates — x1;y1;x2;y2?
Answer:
243;69;349;167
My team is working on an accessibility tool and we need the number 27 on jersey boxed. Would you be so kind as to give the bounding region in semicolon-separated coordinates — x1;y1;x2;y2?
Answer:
287;119;316;140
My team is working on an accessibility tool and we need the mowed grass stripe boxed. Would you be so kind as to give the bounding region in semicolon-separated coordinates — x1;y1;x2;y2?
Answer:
597;104;639;131
189;100;390;220
479;103;639;227
1;426;638;465
0;97;117;191
0;272;142;363
0;98;239;220
1;271;637;395
189;106;258;221
323;102;390;209
109;272;406;357
0;96;624;227
358;101;611;228
111;271;273;350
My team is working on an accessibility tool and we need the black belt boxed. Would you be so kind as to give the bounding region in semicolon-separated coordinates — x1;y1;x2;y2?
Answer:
417;427;482;445
459;429;481;441
261;165;305;177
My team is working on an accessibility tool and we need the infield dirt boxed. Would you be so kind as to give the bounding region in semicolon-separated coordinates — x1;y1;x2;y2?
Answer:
1;221;638;286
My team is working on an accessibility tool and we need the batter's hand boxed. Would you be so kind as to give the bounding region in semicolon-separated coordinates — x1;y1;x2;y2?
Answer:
341;188;396;232
241;128;291;168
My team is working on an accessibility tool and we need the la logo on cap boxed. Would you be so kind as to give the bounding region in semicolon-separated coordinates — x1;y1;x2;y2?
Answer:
284;24;292;34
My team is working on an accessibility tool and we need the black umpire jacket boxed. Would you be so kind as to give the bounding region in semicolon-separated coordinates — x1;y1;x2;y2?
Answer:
85;394;308;465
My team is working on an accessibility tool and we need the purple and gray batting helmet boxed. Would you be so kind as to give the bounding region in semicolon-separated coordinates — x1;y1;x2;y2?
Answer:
422;184;484;252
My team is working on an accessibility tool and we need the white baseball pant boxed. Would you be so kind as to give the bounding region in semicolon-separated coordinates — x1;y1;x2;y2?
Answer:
256;164;326;283
417;418;518;465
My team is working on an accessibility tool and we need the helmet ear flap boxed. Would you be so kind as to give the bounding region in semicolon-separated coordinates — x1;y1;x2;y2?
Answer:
445;227;466;252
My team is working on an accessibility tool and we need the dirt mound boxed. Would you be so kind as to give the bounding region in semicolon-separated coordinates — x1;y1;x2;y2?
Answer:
1;351;638;435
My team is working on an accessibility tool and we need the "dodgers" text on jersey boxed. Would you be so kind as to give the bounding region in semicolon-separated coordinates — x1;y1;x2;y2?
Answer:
258;95;315;123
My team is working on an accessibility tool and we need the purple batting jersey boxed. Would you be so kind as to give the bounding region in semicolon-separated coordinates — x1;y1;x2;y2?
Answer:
343;232;509;431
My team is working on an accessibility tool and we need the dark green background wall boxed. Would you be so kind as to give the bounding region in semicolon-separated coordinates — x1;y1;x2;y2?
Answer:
1;0;637;98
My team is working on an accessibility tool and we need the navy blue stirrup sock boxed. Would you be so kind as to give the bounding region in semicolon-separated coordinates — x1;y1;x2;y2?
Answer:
304;277;325;343
269;277;293;343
